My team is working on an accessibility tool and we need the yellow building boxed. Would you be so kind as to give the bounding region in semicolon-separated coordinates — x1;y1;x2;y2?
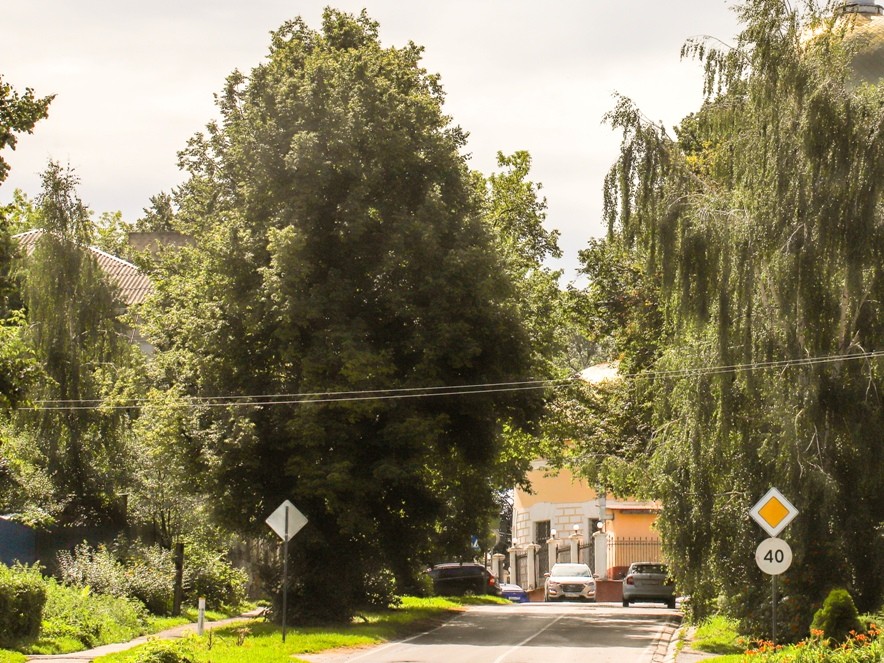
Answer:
509;362;663;583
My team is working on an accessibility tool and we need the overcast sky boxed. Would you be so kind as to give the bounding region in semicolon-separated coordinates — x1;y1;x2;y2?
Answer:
2;1;741;282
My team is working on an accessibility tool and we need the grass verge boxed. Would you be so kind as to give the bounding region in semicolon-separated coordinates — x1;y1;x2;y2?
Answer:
692;615;746;655
95;595;509;663
0;651;26;663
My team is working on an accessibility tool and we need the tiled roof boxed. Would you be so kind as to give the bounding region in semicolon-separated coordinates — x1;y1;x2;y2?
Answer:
13;229;153;307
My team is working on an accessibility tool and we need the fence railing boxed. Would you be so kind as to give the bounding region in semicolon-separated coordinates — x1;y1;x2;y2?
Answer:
509;537;664;589
606;537;663;579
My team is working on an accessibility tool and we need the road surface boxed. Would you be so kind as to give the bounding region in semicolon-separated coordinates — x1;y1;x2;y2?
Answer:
299;602;679;663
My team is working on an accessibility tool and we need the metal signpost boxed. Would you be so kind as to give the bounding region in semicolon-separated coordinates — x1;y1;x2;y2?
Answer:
266;500;308;642
750;487;799;646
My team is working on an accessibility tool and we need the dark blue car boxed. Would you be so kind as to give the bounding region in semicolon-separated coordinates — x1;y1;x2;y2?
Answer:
499;583;529;603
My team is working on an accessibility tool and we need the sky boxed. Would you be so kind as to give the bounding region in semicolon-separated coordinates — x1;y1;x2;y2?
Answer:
1;1;741;283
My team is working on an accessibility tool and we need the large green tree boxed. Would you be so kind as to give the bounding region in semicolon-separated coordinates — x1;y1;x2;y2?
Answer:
593;0;884;637
15;162;140;525
143;9;542;620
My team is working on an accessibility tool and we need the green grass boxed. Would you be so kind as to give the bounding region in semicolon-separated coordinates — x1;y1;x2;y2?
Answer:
692;615;747;655
94;595;508;663
0;651;26;663
6;584;255;656
145;605;246;633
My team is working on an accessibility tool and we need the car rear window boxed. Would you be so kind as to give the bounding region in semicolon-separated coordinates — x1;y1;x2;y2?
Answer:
632;564;667;575
436;567;483;578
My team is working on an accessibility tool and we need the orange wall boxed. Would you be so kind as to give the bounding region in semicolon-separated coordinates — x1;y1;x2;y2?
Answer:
514;466;597;510
608;512;659;539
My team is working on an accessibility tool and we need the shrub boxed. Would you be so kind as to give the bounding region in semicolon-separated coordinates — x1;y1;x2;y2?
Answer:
129;640;195;663
57;543;128;598
57;542;174;615
124;544;174;615
0;563;47;645
811;587;863;642
182;541;248;609
39;579;148;649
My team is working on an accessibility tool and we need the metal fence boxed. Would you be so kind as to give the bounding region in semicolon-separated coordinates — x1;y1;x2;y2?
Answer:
578;542;592;566
606;537;663;579
556;544;571;563
536;545;549;586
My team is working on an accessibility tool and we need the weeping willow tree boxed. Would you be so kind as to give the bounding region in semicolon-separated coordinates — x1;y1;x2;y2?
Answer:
597;0;884;636
15;163;139;525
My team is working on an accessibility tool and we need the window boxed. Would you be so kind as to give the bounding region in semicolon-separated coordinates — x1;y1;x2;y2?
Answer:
534;520;551;543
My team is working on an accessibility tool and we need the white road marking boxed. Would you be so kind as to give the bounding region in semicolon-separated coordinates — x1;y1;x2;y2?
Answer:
491;611;570;663
339;617;454;662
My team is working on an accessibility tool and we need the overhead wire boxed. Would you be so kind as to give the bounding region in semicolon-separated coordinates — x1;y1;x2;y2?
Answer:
18;349;884;412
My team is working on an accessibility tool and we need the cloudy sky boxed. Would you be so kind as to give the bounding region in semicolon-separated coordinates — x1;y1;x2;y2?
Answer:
2;1;741;281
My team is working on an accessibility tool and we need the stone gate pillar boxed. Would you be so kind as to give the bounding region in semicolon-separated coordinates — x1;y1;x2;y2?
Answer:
593;531;608;579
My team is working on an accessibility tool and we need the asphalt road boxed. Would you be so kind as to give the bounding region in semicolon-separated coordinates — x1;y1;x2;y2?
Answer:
299;602;679;663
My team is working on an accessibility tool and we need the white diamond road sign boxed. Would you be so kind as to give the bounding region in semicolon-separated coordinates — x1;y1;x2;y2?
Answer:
265;500;308;542
749;487;798;538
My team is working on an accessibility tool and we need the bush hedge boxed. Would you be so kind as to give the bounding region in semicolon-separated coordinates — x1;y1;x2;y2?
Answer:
56;539;248;616
39;580;148;649
811;588;864;642
0;563;46;646
183;542;248;609
129;640;195;663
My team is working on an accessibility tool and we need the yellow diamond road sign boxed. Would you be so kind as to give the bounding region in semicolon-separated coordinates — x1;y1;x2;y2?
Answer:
750;487;798;537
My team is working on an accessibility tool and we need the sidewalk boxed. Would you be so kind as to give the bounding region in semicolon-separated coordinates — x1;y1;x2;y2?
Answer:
26;608;265;663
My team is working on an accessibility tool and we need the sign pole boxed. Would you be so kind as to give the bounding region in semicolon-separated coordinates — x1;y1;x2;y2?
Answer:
282;505;289;643
265;499;307;644
772;574;777;646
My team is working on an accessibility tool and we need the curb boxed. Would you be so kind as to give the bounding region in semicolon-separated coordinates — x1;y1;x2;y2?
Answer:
656;613;684;663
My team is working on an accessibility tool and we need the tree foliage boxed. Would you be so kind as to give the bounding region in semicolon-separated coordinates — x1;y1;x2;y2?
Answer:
14;163;140;525
585;0;884;636
0;75;53;186
142;9;542;620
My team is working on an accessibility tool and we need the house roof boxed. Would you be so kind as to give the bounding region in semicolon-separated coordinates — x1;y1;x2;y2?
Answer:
13;229;153;306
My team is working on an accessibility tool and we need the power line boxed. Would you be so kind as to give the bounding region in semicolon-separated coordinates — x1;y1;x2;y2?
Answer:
18;349;884;412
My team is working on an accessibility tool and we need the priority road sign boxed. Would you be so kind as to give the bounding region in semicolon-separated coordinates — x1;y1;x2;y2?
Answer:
749;487;798;538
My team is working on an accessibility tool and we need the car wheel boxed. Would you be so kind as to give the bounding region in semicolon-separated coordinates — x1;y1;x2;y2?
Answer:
622;599;630;607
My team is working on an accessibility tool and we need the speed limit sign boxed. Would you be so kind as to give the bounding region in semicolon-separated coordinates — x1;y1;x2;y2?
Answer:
755;538;793;575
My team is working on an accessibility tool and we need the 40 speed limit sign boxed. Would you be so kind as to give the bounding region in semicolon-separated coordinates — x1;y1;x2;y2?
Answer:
755;538;793;575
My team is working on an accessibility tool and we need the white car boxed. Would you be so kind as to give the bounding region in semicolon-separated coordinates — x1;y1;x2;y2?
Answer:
544;562;597;602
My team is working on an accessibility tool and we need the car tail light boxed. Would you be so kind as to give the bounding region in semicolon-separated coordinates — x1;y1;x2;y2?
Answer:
626;576;634;585
488;576;496;586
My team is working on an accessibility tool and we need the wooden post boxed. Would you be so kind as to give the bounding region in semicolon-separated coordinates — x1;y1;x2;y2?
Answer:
172;542;184;616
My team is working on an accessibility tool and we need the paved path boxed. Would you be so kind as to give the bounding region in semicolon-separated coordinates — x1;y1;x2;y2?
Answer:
26;608;265;663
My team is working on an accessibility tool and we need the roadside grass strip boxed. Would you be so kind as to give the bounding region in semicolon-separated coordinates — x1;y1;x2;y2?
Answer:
94;596;507;663
692;615;747;655
702;621;881;662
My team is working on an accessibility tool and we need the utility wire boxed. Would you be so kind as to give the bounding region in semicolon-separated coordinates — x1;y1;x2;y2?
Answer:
19;349;884;412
